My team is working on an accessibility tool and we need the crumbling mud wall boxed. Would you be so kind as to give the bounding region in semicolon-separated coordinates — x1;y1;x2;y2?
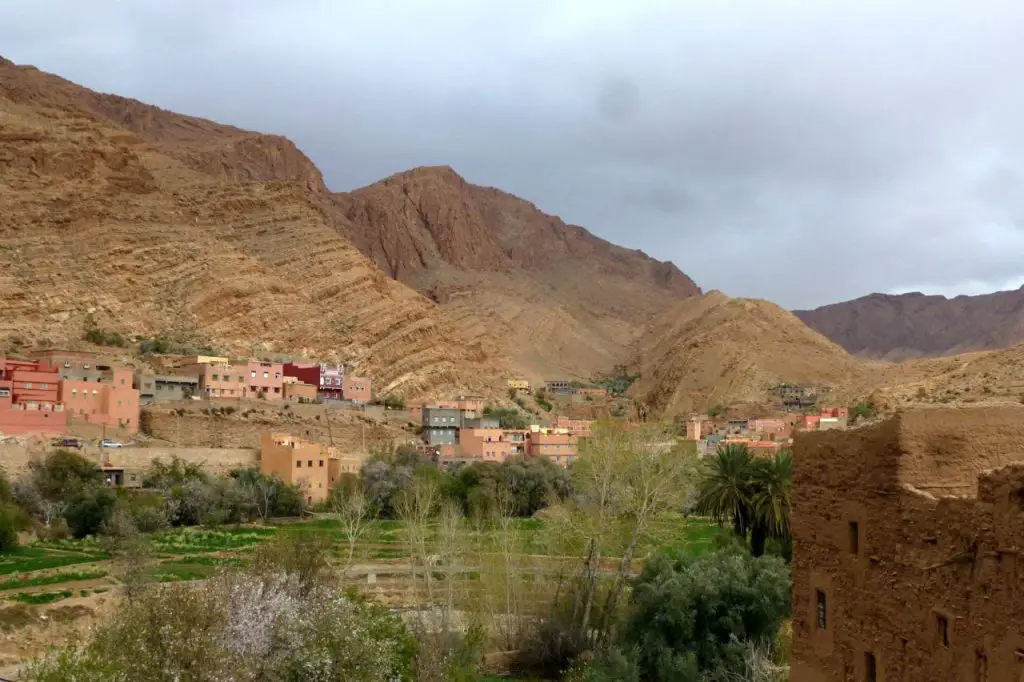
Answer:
792;407;1024;682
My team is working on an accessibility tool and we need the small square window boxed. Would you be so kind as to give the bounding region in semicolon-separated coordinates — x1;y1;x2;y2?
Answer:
849;521;860;554
307;460;313;467
319;460;324;467
251;371;257;378
263;372;269;379
296;461;302;468
816;590;827;629
936;613;949;648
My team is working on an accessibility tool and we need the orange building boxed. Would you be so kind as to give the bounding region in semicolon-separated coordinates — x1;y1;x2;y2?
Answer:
341;374;371;403
259;432;365;505
555;416;594;438
527;428;577;467
0;358;67;435
282;378;317;402
459;428;529;462
60;366;141;434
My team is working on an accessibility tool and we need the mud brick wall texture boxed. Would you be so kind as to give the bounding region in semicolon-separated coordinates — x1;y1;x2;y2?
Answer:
791;406;1024;682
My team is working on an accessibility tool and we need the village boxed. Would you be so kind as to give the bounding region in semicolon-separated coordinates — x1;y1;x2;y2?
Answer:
0;348;858;510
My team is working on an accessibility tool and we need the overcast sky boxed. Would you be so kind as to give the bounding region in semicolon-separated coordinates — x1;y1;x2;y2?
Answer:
4;0;1024;309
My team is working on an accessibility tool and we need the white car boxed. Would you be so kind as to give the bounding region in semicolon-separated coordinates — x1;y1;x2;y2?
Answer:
100;439;123;449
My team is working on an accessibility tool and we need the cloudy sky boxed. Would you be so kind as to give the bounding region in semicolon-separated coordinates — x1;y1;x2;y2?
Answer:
4;0;1024;308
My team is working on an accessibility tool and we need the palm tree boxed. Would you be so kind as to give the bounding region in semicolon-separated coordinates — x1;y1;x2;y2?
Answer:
694;443;756;539
749;450;792;557
694;445;793;558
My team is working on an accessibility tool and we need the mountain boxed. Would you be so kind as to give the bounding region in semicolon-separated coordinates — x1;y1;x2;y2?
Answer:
630;292;866;416
0;56;503;397
331;167;701;381
794;288;1024;361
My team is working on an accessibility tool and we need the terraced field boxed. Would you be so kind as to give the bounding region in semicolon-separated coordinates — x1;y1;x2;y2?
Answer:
0;515;727;608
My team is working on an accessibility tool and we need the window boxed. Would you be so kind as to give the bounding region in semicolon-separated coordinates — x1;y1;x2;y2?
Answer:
816;590;827;629
40;383;48;389
307;460;313;467
296;461;302;468
212;374;219;381
263;372;269;379
0;389;8;397
251;371;257;378
936;614;949;648
319;460;324;467
83;364;90;369
849;521;860;554
864;652;877;682
275;372;280;379
63;360;70;368
24;383;32;389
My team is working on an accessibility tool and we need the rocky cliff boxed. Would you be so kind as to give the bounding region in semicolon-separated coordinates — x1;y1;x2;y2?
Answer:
0;57;504;397
332;166;702;380
794;288;1024;361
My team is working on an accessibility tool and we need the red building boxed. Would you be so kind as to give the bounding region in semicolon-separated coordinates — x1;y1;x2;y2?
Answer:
0;358;67;435
283;362;372;403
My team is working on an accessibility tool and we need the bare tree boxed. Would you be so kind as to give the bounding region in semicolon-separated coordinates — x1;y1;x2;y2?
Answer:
395;472;439;603
332;482;374;575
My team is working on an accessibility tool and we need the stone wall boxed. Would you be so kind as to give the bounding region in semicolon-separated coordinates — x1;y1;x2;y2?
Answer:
791;406;1024;682
0;441;255;476
139;400;412;450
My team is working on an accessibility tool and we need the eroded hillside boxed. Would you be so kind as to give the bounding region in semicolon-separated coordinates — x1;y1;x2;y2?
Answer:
0;57;503;397
630;291;867;416
332;166;702;380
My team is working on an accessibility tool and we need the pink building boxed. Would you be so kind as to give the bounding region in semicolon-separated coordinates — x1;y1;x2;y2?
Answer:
555;416;594;438
247;361;284;400
60;366;140;434
180;362;248;399
0;358;67;435
460;428;529;462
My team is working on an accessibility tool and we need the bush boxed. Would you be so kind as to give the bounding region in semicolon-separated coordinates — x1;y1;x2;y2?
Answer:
383;395;405;410
622;549;791;680
0;504;19;550
65;487;117;539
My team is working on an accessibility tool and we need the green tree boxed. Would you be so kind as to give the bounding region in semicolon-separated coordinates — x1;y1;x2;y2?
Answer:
621;549;791;681
64;487;117;539
694;445;792;557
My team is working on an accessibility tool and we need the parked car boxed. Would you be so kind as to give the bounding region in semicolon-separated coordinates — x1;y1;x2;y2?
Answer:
54;438;84;450
99;439;123;449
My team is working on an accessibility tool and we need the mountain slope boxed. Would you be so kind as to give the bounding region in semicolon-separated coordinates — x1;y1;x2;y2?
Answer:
331;166;701;380
631;292;866;416
0;57;503;397
794;288;1024;361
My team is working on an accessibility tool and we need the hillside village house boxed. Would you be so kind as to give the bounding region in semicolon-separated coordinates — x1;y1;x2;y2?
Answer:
791;407;1024;682
30;350;141;433
133;372;200;404
555;415;594;437
507;378;531;393
0;358;66;435
246;360;284;400
282;362;372;403
259;432;363;505
282;376;317;402
459;427;529;462
180;361;248;399
59;366;140;434
527;426;577;466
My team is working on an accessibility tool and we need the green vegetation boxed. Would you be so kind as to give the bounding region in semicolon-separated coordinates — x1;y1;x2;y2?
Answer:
10;590;73;605
534;391;553;412
693;444;792;558
0;569;107;591
482;405;528;429
850;402;875;423
382;394;405;409
707;404;725;418
590;364;639;396
9;424;790;681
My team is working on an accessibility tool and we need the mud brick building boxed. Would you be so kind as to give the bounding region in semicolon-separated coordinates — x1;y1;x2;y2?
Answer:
792;407;1024;682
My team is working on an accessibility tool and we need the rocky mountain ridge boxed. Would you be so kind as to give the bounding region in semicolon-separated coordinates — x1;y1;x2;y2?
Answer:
794;287;1024;361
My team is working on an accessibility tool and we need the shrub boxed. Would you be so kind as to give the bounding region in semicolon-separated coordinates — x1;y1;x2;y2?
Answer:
0;504;19;550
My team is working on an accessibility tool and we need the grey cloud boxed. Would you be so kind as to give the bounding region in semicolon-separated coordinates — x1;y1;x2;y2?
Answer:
2;0;1024;308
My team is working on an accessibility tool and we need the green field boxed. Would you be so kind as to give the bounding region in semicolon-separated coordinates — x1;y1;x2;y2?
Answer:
0;514;729;605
